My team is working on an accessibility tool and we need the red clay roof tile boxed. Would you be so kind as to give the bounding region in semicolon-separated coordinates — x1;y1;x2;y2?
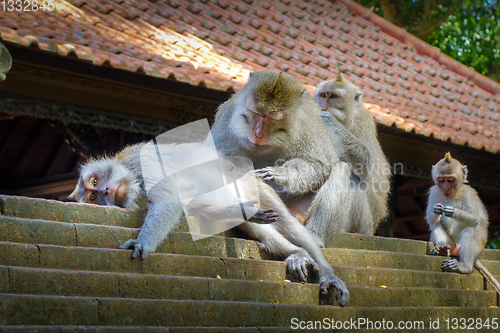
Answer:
2;0;500;154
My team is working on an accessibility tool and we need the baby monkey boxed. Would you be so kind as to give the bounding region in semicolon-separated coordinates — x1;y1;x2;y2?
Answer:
426;152;488;274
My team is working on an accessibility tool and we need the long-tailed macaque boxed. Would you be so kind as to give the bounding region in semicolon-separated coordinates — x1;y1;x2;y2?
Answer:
70;140;350;306
210;70;351;283
426;152;488;274
313;73;390;235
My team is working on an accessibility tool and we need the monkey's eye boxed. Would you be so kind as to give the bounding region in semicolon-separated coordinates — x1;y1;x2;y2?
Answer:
92;177;98;187
319;93;327;98
330;93;339;99
89;192;96;201
437;178;445;183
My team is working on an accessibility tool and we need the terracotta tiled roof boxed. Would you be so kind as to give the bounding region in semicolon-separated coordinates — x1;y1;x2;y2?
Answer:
1;0;500;153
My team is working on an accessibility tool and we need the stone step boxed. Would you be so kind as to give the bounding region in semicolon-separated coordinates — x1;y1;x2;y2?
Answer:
3;215;500;278
1;266;495;308
3;195;500;260
1;294;499;328
1;242;498;293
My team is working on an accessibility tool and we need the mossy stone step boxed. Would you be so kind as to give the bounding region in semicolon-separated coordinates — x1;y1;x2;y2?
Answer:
1;294;499;328
2;266;495;307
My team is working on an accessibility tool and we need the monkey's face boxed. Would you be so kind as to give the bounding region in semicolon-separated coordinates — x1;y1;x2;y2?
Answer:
69;159;135;208
232;94;289;151
314;80;362;125
436;175;458;198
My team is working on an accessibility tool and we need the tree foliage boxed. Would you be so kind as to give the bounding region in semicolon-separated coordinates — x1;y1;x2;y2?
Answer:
355;0;500;81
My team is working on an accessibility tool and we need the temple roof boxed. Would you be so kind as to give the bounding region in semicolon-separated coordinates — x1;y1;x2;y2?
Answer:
1;0;500;153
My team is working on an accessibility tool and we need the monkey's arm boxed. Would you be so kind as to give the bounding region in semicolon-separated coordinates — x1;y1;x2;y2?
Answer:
443;207;481;228
120;201;183;259
321;111;370;170
254;158;330;195
188;199;279;224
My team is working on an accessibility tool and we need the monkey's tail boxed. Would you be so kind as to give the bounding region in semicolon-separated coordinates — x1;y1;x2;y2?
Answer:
475;259;500;295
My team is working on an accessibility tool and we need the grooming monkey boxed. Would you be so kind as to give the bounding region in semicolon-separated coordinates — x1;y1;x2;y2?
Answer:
313;73;390;235
70;140;350;306
211;70;347;272
426;152;489;274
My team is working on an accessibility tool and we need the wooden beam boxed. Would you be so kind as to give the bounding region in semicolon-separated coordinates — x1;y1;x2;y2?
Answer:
15;179;77;198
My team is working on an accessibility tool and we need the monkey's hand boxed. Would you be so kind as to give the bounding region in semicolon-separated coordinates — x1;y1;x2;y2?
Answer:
285;251;319;282
319;272;350;307
320;111;341;126
240;199;279;224
430;244;450;256
252;167;285;186
247;208;279;224
443;206;455;217
120;239;148;260
433;203;444;215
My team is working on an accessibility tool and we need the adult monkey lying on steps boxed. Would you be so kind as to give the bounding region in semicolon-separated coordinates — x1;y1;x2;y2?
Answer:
313;73;391;236
69;137;350;306
211;70;350;304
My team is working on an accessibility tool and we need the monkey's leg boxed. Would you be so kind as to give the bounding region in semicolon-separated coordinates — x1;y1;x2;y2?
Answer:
238;222;317;280
429;224;453;255
120;202;183;259
306;161;352;247
349;187;374;235
442;227;481;274
272;208;350;306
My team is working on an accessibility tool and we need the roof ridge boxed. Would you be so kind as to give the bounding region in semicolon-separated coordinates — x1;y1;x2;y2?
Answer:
335;0;500;96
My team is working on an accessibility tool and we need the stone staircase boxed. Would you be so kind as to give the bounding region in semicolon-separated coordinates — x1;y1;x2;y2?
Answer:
0;195;499;332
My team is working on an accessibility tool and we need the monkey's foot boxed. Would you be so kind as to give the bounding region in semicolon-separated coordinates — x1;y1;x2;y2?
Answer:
430;244;450;256
285;251;319;282
120;239;147;260
319;272;350;307
442;259;472;274
248;208;279;224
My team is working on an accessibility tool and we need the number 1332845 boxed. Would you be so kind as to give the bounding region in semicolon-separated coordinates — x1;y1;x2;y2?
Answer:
2;0;54;12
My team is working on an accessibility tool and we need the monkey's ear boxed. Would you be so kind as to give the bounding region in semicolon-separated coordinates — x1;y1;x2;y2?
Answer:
355;92;362;102
463;165;469;183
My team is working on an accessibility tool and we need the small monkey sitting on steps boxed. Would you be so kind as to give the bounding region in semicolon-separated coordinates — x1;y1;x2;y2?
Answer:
426;152;488;274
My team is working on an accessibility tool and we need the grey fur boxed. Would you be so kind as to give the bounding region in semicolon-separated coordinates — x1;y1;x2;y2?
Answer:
211;70;350;304
312;76;391;239
71;139;349;306
426;154;489;274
